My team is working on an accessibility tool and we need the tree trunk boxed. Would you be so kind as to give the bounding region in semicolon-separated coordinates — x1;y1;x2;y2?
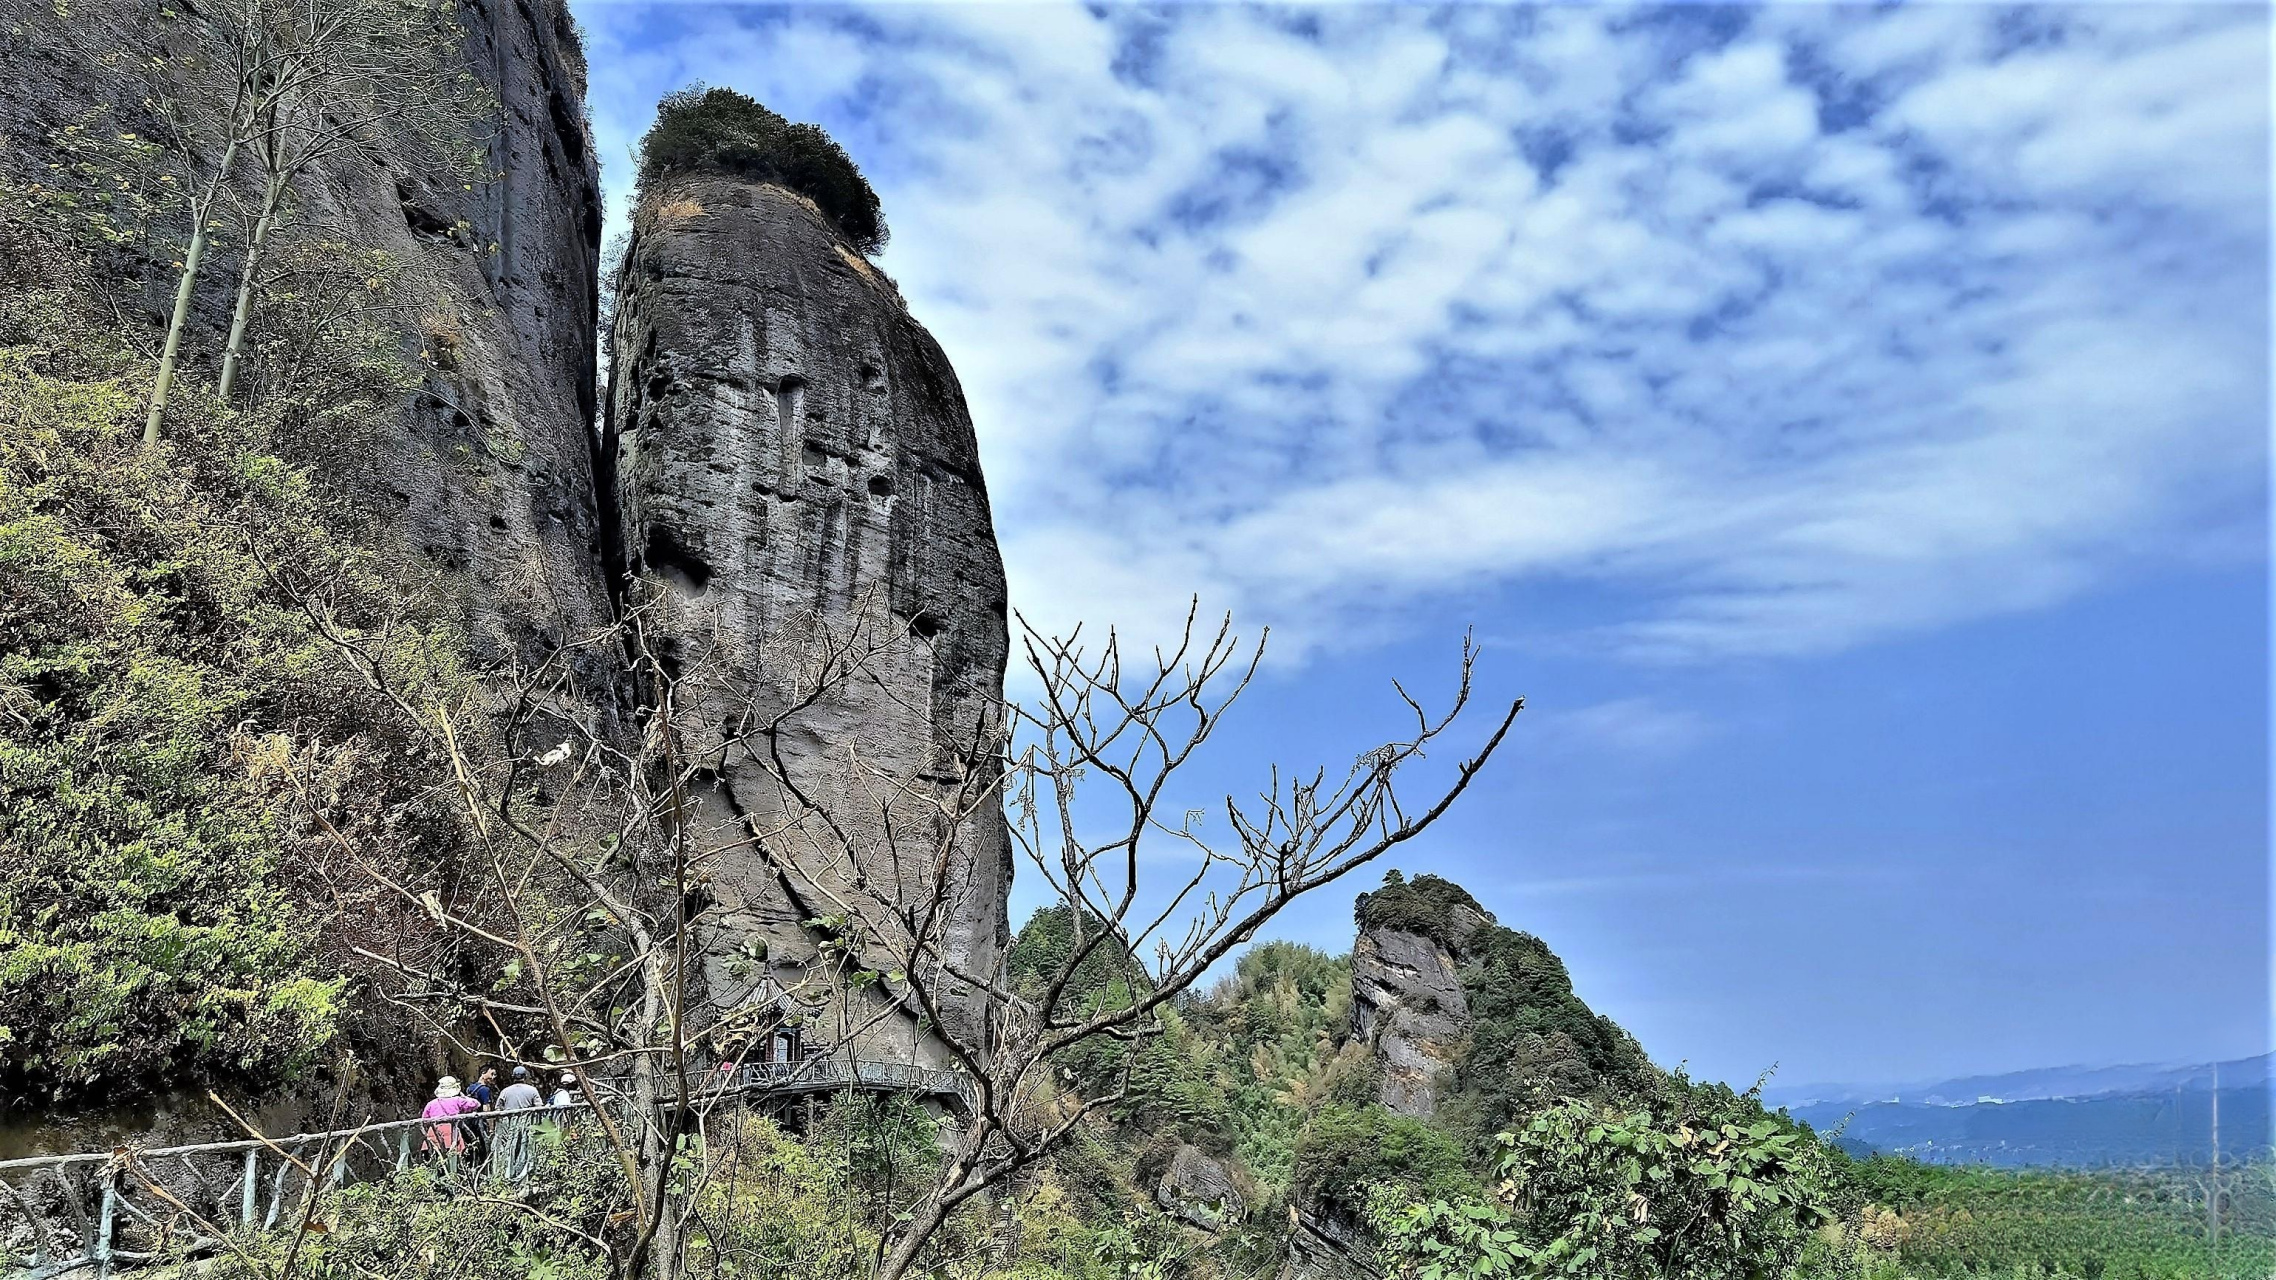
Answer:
874;1190;954;1280
215;172;286;403
143;141;238;448
875;1124;987;1280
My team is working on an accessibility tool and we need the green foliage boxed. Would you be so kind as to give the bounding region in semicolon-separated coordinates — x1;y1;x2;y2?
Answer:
0;187;471;1102
204;1125;620;1280
1010;904;1147;1006
1291;1103;1476;1219
1354;871;1487;948
812;1090;948;1230
1180;942;1363;1191
692;1115;880;1279
1354;872;1657;1150
637;85;887;253
1370;1192;1532;1280
1807;1156;2276;1280
1369;1086;1840;1280
1443;926;1657;1146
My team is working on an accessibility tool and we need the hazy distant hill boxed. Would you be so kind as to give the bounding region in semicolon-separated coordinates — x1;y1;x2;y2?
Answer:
1769;1052;2271;1109
1777;1053;2272;1167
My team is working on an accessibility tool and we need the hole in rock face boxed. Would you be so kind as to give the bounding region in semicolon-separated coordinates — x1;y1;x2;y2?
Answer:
396;179;453;238
802;443;828;471
775;376;806;427
908;611;942;640
489;515;509;531
643;526;714;597
867;474;893;498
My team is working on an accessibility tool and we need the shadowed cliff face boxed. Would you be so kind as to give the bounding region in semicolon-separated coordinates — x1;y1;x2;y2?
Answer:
602;174;1013;1061
0;0;612;694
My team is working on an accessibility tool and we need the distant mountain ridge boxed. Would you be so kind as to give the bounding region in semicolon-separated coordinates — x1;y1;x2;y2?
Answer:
1767;1051;2271;1108
1770;1052;2272;1168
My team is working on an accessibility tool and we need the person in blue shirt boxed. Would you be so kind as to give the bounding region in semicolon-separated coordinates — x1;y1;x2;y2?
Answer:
463;1066;499;1160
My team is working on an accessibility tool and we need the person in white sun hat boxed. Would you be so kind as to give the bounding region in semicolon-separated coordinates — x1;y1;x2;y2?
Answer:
419;1076;480;1160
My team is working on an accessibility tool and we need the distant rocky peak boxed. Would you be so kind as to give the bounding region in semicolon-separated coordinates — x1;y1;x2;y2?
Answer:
1348;871;1485;1118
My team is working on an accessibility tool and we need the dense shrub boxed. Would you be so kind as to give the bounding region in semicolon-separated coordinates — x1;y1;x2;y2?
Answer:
1450;925;1658;1140
1826;1156;2276;1280
0;184;474;1103
1008;903;1147;1005
1369;1086;1842;1280
1290;1102;1476;1218
637;85;887;253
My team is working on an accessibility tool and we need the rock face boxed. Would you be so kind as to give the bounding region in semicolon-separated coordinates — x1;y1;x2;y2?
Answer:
1349;898;1491;1117
602;174;1012;1061
1154;1144;1245;1230
0;0;614;694
1279;1209;1381;1280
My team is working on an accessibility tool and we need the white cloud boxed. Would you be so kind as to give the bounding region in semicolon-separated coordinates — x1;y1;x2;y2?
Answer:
1535;697;1714;758
575;1;2269;666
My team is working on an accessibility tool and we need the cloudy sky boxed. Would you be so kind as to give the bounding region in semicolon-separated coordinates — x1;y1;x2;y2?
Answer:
572;1;2269;1087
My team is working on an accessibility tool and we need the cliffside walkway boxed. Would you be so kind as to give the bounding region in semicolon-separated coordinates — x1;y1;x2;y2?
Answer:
0;1057;970;1278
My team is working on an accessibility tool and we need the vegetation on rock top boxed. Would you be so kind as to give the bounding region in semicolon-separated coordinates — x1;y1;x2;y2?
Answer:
637;85;889;254
1355;870;1489;948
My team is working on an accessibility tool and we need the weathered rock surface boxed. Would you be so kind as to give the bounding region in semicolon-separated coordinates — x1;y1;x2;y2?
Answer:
0;0;614;694
1278;1208;1381;1280
602;173;1012;1061
1154;1144;1245;1230
1349;899;1491;1117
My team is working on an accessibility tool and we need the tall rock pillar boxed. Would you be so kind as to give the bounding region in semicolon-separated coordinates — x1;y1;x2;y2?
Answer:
602;174;1012;1065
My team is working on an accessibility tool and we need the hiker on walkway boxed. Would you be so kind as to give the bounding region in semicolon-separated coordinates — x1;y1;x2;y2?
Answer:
464;1065;500;1160
499;1065;543;1109
419;1077;481;1163
550;1072;579;1107
493;1065;545;1179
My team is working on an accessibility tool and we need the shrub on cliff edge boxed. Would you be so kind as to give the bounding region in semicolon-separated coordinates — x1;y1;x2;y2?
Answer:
637;85;888;254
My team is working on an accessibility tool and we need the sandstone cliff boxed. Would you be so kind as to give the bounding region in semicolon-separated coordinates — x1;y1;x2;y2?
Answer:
1349;879;1491;1117
0;0;613;697
602;173;1013;1061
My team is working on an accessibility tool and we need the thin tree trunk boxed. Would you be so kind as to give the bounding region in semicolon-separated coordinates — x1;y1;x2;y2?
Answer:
216;171;286;403
875;1189;954;1280
144;141;239;447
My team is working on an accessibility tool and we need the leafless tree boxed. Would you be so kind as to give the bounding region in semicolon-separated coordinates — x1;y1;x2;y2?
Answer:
253;564;972;1278
209;0;489;404
757;606;1523;1280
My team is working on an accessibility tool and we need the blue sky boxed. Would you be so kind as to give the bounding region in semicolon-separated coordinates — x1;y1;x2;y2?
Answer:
572;2;2271;1087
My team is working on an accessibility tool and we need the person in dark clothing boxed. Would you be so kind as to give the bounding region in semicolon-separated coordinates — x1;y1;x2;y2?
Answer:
464;1066;499;1161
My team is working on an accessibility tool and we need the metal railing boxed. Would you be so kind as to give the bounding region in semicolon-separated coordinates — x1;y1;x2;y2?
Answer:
2;1059;971;1279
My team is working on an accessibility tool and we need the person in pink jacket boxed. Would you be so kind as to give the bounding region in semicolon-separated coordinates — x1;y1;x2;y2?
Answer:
419;1076;482;1158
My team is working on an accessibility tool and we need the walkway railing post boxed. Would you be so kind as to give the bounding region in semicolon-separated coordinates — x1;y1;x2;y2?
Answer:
241;1150;257;1229
92;1170;117;1279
